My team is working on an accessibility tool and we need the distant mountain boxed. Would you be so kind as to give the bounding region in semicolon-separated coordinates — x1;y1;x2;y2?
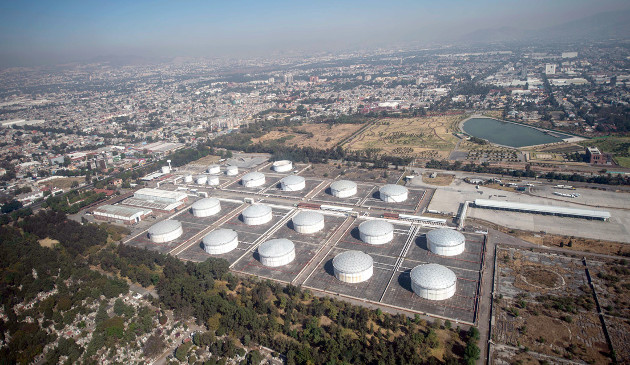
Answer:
459;9;630;44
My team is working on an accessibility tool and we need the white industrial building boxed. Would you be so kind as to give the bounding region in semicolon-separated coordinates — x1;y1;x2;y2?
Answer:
379;184;408;202
358;220;394;245
292;211;325;233
191;198;221;217
280;175;306;191
161;166;171;174
207;165;221;174
148;220;183;243
427;228;466;256
195;175;207;185
272;160;293;172
473;198;611;221
124;188;188;212
258;238;295;267
410;264;457;300
241;171;265;187
333;250;374;283
242;204;273;225
330;180;357;198
202;229;238;254
226;166;239;176
93;205;151;225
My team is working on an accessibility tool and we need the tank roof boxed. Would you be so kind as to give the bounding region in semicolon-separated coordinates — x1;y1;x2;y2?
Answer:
410;264;457;290
203;229;238;246
379;184;408;195
192;197;220;210
358;219;394;236
427;228;465;247
330;180;357;191
333;250;373;274
148;219;181;235
258;238;295;258
280;175;305;185
242;204;272;218
242;171;265;181
292;211;324;226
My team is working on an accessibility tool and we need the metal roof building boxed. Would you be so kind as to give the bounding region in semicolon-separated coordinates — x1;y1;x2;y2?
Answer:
203;229;238;255
427;228;465;256
473;198;611;221
191;198;221;217
241;171;265;187
134;188;187;204
358;220;394;245
410;264;457;300
292;211;325;233
333;250;373;283
379;184;408;203
242;204;273;225
272;160;293;172
258;238;295;267
280;175;306;191
148;220;183;243
93;204;151;225
330;180;358;198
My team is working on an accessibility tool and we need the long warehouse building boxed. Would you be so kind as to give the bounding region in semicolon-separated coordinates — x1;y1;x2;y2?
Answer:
473;198;611;221
122;188;189;213
93;205;152;225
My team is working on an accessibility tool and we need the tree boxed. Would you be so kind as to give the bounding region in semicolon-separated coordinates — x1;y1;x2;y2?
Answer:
463;342;480;365
143;334;166;358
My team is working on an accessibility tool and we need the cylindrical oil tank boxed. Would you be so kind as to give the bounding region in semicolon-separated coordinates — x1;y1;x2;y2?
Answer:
148;220;183;243
292;211;325;234
203;229;238;255
207;175;220;186
333;250;373;283
358;220;394;245
241;171;265;187
410;264;457;300
184;175;193;183
280;175;305;191
379;184;408;202
258;238;295;267
427;228;466;256
191;198;221;217
242;204;272;225
272;160;293;172
207;165;221;174
195;175;207;185
330;180;357;198
226;166;239;176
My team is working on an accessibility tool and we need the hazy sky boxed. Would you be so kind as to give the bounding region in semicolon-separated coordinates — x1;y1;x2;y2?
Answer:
0;0;628;67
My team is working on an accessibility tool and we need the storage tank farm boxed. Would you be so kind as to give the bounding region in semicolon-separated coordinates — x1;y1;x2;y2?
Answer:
379;184;408;202
191;198;221;218
427;228;466;256
242;204;273;225
272;160;293;172
330;180;357;198
226;165;238;176
202;229;238;255
280;175;305;191
257;238;296;267
333;250;374;283
148;220;183;243
358;220;394;245
410;264;457;300
241;171;265;187
207;165;220;174
292;211;325;233
207;175;220;186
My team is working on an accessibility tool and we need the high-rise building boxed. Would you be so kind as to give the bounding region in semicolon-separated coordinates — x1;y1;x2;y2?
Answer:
283;74;293;84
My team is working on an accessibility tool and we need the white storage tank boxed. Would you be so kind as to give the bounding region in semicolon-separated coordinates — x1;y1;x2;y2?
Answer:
207;165;221;174
410;264;457;300
241;171;265;187
184;175;193;183
161;166;171;174
272;160;293;172
280;175;305;191
203;229;238;255
242;204;273;225
258;238;295;267
330;180;357;198
207;176;220;186
358;220;394;245
191;198;221;217
292;211;325;234
148;220;183;243
379;184;408;202
195;175;208;185
427;228;466;256
226;166;239;176
333;250;373;283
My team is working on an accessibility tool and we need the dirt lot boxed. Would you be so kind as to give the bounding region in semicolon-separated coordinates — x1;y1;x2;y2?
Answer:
422;172;454;186
38;237;59;248
37;176;84;190
343;115;464;160
252;123;363;150
493;247;612;364
191;154;221;165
